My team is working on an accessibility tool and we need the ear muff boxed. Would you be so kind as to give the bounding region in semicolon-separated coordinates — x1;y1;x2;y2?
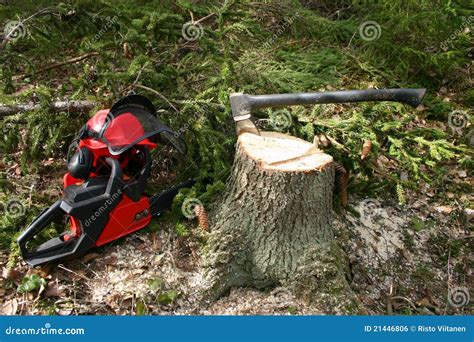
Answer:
67;147;93;180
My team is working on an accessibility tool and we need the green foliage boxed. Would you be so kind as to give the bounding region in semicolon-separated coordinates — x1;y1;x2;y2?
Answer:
17;274;46;293
157;290;179;305
174;222;189;236
148;277;166;292
0;0;472;251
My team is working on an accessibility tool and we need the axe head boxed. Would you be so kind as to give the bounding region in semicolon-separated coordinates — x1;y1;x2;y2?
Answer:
230;93;260;136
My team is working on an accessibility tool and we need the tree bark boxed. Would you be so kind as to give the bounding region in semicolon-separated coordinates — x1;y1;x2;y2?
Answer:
204;131;355;304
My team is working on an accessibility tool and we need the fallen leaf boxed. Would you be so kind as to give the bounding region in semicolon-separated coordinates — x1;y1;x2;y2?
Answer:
56;307;73;316
401;249;411;261
81;253;101;263
435;206;453;215
121;295;134;308
3;299;18;315
154;254;165;265
158;290;178;305
105;293;122;309
135;298;148;315
2;268;21;280
416;297;432;307
101;254;118;266
44;282;65;298
151;234;162;251
148;277;165;292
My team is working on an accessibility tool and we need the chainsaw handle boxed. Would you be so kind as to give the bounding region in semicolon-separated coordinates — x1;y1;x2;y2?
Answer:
18;157;121;250
104;157;123;194
17;200;63;257
230;88;426;121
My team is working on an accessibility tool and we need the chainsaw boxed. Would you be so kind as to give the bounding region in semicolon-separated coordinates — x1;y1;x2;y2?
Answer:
17;95;194;266
18;88;426;267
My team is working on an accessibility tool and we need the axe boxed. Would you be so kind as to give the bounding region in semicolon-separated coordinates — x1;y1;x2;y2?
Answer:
230;88;426;135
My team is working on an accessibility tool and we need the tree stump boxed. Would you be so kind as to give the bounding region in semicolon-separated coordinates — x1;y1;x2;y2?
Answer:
204;131;356;305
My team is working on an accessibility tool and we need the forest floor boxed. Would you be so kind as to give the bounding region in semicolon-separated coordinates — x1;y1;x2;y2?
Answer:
1;157;471;315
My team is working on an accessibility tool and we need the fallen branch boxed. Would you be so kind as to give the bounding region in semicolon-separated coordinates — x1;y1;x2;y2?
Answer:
0;100;97;118
13;52;99;80
133;84;179;113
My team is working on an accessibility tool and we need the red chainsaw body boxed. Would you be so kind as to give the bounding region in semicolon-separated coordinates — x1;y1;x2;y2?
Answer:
95;195;151;247
17;95;188;267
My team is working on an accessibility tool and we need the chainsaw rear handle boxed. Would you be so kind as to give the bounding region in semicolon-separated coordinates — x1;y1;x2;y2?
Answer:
230;88;426;121
17;157;123;265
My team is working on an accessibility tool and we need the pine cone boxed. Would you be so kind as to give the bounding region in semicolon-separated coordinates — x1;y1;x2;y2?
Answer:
334;163;349;207
194;205;209;231
361;140;372;160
